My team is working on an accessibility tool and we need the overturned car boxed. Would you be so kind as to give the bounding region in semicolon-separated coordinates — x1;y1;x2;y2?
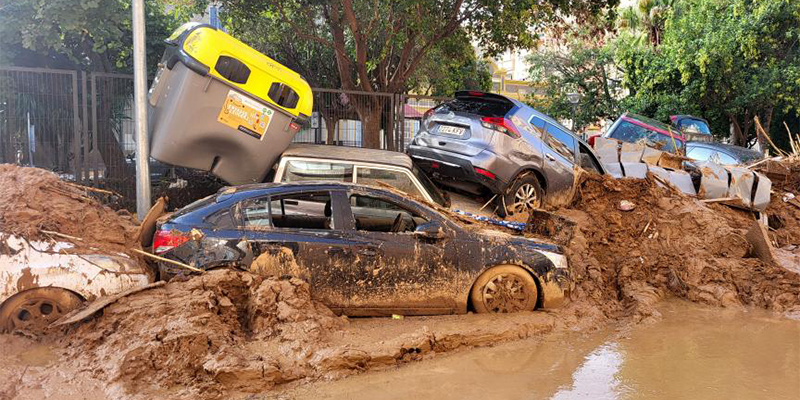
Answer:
152;182;570;315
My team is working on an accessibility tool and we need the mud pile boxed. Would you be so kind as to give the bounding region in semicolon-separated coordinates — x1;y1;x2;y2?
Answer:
66;270;345;398
757;159;800;247
0;164;139;254
556;173;800;325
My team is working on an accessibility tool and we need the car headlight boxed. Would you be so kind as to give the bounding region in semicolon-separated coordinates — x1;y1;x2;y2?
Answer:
541;251;568;270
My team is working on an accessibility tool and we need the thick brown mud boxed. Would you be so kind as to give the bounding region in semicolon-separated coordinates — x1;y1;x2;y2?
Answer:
553;173;800;328
53;270;559;399
0;164;140;255
2;162;800;399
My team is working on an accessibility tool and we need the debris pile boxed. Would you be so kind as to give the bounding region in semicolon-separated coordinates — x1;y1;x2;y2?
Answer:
0;164;140;254
66;270;345;397
556;172;800;325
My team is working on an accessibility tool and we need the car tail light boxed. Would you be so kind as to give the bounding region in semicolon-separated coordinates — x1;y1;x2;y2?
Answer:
423;108;435;121
481;117;520;139
431;162;440;169
153;229;189;254
474;166;496;180
588;134;600;147
468;91;484;96
289;122;301;131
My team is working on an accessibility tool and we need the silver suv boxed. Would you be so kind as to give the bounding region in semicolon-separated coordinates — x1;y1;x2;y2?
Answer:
408;91;603;216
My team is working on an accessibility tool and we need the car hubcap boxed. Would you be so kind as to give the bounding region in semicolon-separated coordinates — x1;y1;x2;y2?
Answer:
482;274;530;313
5;297;71;333
511;183;540;214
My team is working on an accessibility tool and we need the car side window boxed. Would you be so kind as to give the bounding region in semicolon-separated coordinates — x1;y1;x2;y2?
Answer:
356;167;424;199
349;194;427;233
544;124;576;161
240;196;272;229
530;116;546;134
282;160;354;183
269;192;334;230
205;208;235;229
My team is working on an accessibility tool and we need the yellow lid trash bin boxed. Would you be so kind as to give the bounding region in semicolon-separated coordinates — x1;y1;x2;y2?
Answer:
147;22;313;184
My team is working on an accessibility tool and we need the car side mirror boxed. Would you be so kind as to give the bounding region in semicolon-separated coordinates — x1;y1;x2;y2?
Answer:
414;221;446;240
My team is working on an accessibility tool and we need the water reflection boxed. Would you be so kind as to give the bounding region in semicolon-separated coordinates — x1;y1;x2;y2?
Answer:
279;300;800;400
551;343;629;400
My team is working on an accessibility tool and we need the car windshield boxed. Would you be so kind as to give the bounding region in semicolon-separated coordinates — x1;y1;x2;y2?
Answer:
612;120;684;152
412;165;448;207
678;118;711;135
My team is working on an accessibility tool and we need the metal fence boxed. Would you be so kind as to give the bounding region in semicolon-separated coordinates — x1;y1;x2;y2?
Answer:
0;65;450;209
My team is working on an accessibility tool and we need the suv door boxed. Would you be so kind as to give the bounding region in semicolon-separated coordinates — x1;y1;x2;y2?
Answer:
341;191;460;314
536;118;577;204
238;189;356;309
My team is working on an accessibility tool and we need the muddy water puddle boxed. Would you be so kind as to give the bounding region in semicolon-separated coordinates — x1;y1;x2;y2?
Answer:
276;299;800;400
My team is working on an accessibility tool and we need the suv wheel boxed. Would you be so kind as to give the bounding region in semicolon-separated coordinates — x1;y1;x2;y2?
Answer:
498;174;543;217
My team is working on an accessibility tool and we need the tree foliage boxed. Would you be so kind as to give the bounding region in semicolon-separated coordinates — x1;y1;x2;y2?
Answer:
615;0;800;147
526;23;622;132
0;0;176;73
211;0;618;148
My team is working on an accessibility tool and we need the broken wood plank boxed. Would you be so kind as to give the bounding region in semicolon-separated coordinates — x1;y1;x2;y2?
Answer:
700;197;738;203
745;220;777;264
131;248;205;273
52;281;166;326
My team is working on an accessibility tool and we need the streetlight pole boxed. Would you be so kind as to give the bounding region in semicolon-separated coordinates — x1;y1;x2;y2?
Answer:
132;0;151;220
566;92;582;138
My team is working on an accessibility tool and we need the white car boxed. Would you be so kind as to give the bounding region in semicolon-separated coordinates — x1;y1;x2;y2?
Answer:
0;234;152;334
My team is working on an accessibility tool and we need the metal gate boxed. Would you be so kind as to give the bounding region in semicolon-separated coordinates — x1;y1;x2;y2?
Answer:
0;65;452;209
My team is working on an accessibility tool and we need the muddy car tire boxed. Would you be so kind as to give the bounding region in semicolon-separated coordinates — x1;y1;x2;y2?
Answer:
470;265;538;313
0;288;83;334
498;174;543;218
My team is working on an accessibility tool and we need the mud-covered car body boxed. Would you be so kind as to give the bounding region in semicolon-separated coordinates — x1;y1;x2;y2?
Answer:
154;183;569;315
0;234;153;306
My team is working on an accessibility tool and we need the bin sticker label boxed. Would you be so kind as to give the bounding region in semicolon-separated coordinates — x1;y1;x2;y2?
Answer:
217;90;274;140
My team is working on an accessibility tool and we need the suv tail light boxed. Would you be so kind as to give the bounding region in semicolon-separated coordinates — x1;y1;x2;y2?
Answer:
474;166;496;180
481;117;520;139
153;229;189;254
587;134;600;147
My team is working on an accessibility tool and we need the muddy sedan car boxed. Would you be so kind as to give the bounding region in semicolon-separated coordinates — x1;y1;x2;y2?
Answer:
0;234;152;333
153;183;569;315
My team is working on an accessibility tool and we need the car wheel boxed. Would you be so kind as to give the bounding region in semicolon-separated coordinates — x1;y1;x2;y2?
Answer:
499;174;543;217
0;288;83;334
470;265;538;313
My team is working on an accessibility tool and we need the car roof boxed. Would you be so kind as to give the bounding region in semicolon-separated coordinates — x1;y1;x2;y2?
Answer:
219;181;406;196
686;142;763;158
281;143;413;169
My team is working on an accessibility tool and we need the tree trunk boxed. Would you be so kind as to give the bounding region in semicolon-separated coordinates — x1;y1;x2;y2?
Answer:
96;81;133;191
354;96;384;149
729;114;745;146
323;113;339;144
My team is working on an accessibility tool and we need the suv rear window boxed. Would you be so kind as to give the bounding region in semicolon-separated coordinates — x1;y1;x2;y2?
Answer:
436;98;512;118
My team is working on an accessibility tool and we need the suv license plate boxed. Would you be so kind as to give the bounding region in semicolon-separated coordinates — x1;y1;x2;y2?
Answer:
438;125;465;136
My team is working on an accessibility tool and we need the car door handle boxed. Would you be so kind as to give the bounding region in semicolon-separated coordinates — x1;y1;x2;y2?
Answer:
326;247;347;255
545;153;556;162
